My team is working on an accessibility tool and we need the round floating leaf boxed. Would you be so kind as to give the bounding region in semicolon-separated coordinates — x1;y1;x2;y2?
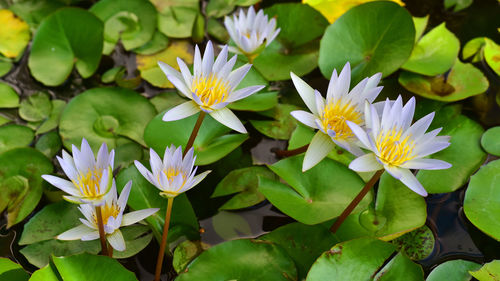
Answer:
207;18;229;42
211;211;252;240
391;225;435;260
34;99;66;135
132;31;169;55
90;0;157;53
417;113;486;193
481;127;500;156
112;225;153;259
413;15;429;42
29;264;60;281
137;41;193;88
114;141;143;169
59;87;156;151
206;0;236;18
173;240;204;273
261;223;339;280
150;92;187;112
211;166;276;210
153;0;200;38
306;238;424;281
0;9;30;58
463;37;486;62
0;258;29;281
0;124;34;154
175;239;297;281
101;66;124;83
19;92;52;122
250;104;299;140
258;155;371;225
28;7;103;86
0;82;19;108
399;59;489;102
0;148;52;228
35;131;62;159
0;60;13;77
464;159;500;241
228;91;278;112
9;0;66;29
470;260;500;281
402;23;460;76
52;253;138;281
484;38;500;76
319;1;415;83
427;260;481;281
144;112;248;165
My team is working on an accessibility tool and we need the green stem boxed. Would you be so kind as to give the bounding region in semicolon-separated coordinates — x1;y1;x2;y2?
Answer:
154;197;175;281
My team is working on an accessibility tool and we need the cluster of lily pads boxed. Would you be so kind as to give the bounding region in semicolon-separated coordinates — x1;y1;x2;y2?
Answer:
0;0;500;280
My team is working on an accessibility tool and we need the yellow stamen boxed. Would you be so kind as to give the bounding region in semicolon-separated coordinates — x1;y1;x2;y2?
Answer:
93;202;120;225
73;168;103;199
157;167;188;196
320;100;362;140
192;74;230;110
376;127;415;166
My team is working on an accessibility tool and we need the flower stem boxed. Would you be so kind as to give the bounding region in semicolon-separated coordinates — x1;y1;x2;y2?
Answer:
330;170;384;233
154;197;175;281
272;144;309;158
95;206;110;257
184;111;206;157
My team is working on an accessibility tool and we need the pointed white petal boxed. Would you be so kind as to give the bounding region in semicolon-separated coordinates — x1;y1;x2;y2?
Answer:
213;45;228;73
177;58;193;87
96;143;109;171
290;110;318;129
121;208;160;226
180;170;211;193
387;166;428;196
210;108;247;133
406;112;435;138
193;45;202;78
42;175;79;196
334;62;351;98
401;158;452;170
81;231;100;241
57;224;95;240
107;230;126;251
202;41;214;75
314;90;325;116
415;141;451;158
166;75;192;98
162;101;200;122
290;72;317;115
117;180;132;210
302;131;335;171
346;121;371;149
226;85;264;103
349;153;382;172
57;154;77;181
228;64;251;89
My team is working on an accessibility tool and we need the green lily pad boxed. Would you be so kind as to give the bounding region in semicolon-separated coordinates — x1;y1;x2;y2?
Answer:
250;104;299;140
207;18;229;42
306;238;424;281
0;82;19;108
153;0;200;38
470;260;500;281
34;99;66;135
391;225;435;260
0;9;30;58
464;159;500;241
0;124;34;154
261;223;339;280
114;141;143;169
427;260;481;281
173;240;204;273
28;7;103;86
481;127;500;156
9;0;66;29
402;23;460;76
264;3;329;49
175;239;297;281
413;15;429;42
116;165;200;244
258;155;371;225
319;1;415;83
417;113;486;193
132;31;169;55
211;166;276;210
101;66;124;83
59;87;156;151
29;264;60;281
212;211;252;240
0;60;12;77
206;0;236;18
150;92;187;112
35;131;62;161
462;37;485;62
0;148;52;228
399;59;489;102
52;253;138;281
228;91;278;112
144;111;248;165
19;92;52;122
484;38;500;76
90;0;157;54
0;258;29;281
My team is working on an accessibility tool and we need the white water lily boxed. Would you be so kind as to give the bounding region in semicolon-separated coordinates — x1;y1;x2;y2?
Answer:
42;138;114;206
290;62;383;171
347;96;452;196
224;6;281;56
57;181;159;251
159;41;265;134
134;145;210;198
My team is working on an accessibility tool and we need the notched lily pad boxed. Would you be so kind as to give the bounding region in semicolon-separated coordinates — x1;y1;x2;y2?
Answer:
469;260;500;281
153;0;200;39
481;126;500;156
250;104;299;140
19;92;52;122
484;38;500;76
0;124;34;153
391;225;435;260
0;82;19;108
427;260;481;281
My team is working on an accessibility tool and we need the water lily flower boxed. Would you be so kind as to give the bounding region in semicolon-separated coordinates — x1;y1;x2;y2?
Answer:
290;62;383;171
57;181;159;251
224;6;281;57
134;145;210;198
347;96;452;196
42;138;114;206
159;41;265;134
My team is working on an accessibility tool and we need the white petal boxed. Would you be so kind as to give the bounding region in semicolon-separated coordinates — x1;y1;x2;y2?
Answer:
121;208;159;226
177;57;193;87
193;45;202;78
349;153;382;172
302;131;335;171
180;170;211;193
346;121;371;149
290;72;317;115
162;101;200;122
107;230;126;251
57;154;77;181
57;224;95;240
290;110;317;129
218;55;237;78
166;74;192;98
81;231;100;241
64;195;84;204
415;141;451;158
79;138;96;171
95;143;109;171
118;180;132;210
202;41;214;75
228;64;251;89
326;69;338;102
226;85;264;103
149;148;163;176
42;175;79;196
401;158;452;170
314;90;325;116
210;108;247;133
213;45;228;74
406;112;435;138
386;166;428;196
400;97;415;130
333;62;351;99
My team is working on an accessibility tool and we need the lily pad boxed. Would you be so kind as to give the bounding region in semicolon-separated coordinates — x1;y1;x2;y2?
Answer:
207;18;229;42
59;87;156;151
258;155;371;225
484;38;500;76
413;15;429;42
0;148;52;228
402;23;460;76
35;131;62;161
0;60;12;77
173;240;204;273
462;37;485;62
211;166;275;210
261;223;339;280
19;92;52;122
175;239;297;281
469;260;500;281
0;258;29;281
136;41;194;88
0;9;30;58
399;59;489;102
90;0;157;54
417;113;486;193
319;1;415;84
228;91;278;112
391;225;435;260
29;264;60;281
306;238;424;281
211;211;252;240
144;111;248;165
9;0;66;29
250;104;299;140
481;127;500;156
153;0;200;38
0;82;19;108
427;260;481;281
28;7;103;86
464;159;500;241
0;124;34;154
132;31;169;55
34;99;66;135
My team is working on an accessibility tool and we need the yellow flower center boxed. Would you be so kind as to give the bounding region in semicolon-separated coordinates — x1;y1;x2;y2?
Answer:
320;101;362;139
192;74;230;110
376;128;415;166
158;167;188;197
73;168;104;199
93;202;120;225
